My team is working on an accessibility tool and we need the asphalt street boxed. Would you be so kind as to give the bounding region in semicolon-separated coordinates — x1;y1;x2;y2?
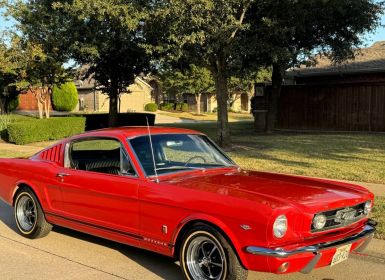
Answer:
0;200;384;280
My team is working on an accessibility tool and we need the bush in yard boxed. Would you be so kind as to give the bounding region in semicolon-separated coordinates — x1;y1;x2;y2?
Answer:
7;95;20;112
175;103;188;112
181;103;188;112
7;117;86;145
52;82;79;112
160;103;175;111
145;103;158;112
0;115;11;139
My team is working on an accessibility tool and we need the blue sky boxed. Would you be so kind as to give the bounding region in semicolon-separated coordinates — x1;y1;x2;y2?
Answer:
0;9;384;46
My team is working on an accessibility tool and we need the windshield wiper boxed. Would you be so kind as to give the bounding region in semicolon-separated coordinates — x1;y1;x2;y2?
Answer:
155;166;205;171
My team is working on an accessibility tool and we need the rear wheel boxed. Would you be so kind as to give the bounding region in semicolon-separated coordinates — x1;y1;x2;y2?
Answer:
180;225;248;280
14;188;52;239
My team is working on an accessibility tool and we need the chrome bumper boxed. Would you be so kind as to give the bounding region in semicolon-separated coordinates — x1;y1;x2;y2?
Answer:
246;219;376;273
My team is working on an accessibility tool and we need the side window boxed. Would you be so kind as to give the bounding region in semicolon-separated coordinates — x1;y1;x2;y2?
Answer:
68;138;136;176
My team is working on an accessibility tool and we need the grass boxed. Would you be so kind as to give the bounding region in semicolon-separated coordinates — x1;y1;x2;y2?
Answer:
157;111;253;122
372;197;385;239
162;122;385;184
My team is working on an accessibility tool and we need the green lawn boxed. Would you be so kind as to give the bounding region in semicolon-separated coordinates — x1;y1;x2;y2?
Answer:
164;122;385;184
157;111;253;122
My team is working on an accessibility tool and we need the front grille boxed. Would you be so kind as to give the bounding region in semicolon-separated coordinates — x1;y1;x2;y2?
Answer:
311;202;367;233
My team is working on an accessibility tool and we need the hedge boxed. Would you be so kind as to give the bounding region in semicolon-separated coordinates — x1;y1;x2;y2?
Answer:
7;95;20;112
145;103;158;112
160;103;175;111
82;113;156;131
7;117;86;145
52;82;79;112
176;103;188;112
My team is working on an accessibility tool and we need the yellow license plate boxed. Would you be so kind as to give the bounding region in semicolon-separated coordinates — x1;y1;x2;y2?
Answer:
331;244;352;266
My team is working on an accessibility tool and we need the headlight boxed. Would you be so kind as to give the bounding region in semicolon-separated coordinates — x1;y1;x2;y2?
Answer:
273;215;287;238
364;201;372;215
313;214;327;230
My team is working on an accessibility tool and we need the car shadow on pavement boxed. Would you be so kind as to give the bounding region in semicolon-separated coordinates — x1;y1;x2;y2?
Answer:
54;226;182;280
0;199;18;232
0;200;181;280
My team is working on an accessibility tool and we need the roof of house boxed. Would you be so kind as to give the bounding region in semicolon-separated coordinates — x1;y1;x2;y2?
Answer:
73;65;153;91
288;41;385;77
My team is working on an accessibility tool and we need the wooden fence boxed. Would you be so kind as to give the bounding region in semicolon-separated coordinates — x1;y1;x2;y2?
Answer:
277;83;385;131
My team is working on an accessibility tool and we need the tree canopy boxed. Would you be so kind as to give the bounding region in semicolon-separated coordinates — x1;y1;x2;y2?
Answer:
243;0;384;132
147;0;254;148
55;0;151;126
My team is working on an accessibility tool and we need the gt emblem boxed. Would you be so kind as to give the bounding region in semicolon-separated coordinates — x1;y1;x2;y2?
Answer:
240;225;252;231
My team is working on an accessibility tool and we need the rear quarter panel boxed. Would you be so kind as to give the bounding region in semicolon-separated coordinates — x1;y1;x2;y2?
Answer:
0;159;61;212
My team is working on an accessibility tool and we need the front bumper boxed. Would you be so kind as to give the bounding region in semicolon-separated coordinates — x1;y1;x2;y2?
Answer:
245;219;376;274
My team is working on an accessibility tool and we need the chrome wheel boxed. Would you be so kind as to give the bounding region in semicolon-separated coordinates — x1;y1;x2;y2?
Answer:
186;235;226;280
16;194;37;233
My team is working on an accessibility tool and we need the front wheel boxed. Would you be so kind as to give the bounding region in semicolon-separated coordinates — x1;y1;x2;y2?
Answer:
14;188;52;239
180;225;248;280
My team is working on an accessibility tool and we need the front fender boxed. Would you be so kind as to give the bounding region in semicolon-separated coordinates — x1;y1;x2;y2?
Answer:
171;213;253;269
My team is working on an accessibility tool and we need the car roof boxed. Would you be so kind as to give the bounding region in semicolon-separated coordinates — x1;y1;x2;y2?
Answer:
72;126;204;139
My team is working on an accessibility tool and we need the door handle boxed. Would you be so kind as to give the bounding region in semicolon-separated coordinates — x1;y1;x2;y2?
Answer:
57;173;70;181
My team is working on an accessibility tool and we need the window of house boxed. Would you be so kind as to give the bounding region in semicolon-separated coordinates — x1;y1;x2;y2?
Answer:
67;138;136;176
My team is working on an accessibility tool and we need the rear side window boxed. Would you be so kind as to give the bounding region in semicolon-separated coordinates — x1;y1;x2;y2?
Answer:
68;138;136;176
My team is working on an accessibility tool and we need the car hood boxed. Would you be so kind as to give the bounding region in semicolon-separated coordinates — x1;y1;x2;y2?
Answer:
164;169;373;213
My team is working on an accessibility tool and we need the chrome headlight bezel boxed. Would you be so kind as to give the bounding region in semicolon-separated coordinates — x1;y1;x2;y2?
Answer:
273;215;288;239
364;200;372;215
312;214;327;230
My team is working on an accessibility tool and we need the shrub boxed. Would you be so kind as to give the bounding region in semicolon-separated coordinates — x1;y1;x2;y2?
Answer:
160;103;175;111
7;95;20;112
52;82;79;112
7;117;86;145
145;103;158;112
180;103;188;112
0;115;11;139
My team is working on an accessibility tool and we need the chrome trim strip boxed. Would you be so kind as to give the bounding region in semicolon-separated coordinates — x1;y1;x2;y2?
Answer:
246;221;376;258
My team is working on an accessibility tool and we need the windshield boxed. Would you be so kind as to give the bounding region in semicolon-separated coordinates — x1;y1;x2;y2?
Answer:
129;134;235;176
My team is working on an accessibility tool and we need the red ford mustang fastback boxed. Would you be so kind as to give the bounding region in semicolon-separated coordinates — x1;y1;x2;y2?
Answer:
0;127;376;279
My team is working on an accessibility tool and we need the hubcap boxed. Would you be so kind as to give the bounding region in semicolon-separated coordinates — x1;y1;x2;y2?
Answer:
16;195;36;232
186;236;225;280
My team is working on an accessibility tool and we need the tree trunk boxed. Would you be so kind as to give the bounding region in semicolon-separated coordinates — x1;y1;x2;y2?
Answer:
0;97;6;114
37;101;44;119
45;98;51;119
195;93;201;115
108;83;119;127
211;53;231;149
229;93;236;110
266;63;284;133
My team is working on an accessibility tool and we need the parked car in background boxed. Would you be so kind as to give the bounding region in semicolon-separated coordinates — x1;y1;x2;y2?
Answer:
0;127;376;280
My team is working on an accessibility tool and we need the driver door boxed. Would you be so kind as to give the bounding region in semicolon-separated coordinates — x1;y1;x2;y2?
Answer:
57;137;140;237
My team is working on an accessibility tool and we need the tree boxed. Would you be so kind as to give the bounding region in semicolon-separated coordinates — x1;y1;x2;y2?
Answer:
54;0;150;127
147;0;255;149
244;0;384;132
0;37;19;114
5;1;74;118
160;65;215;115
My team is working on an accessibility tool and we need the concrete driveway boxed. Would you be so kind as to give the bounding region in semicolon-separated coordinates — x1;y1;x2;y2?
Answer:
0;200;384;280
